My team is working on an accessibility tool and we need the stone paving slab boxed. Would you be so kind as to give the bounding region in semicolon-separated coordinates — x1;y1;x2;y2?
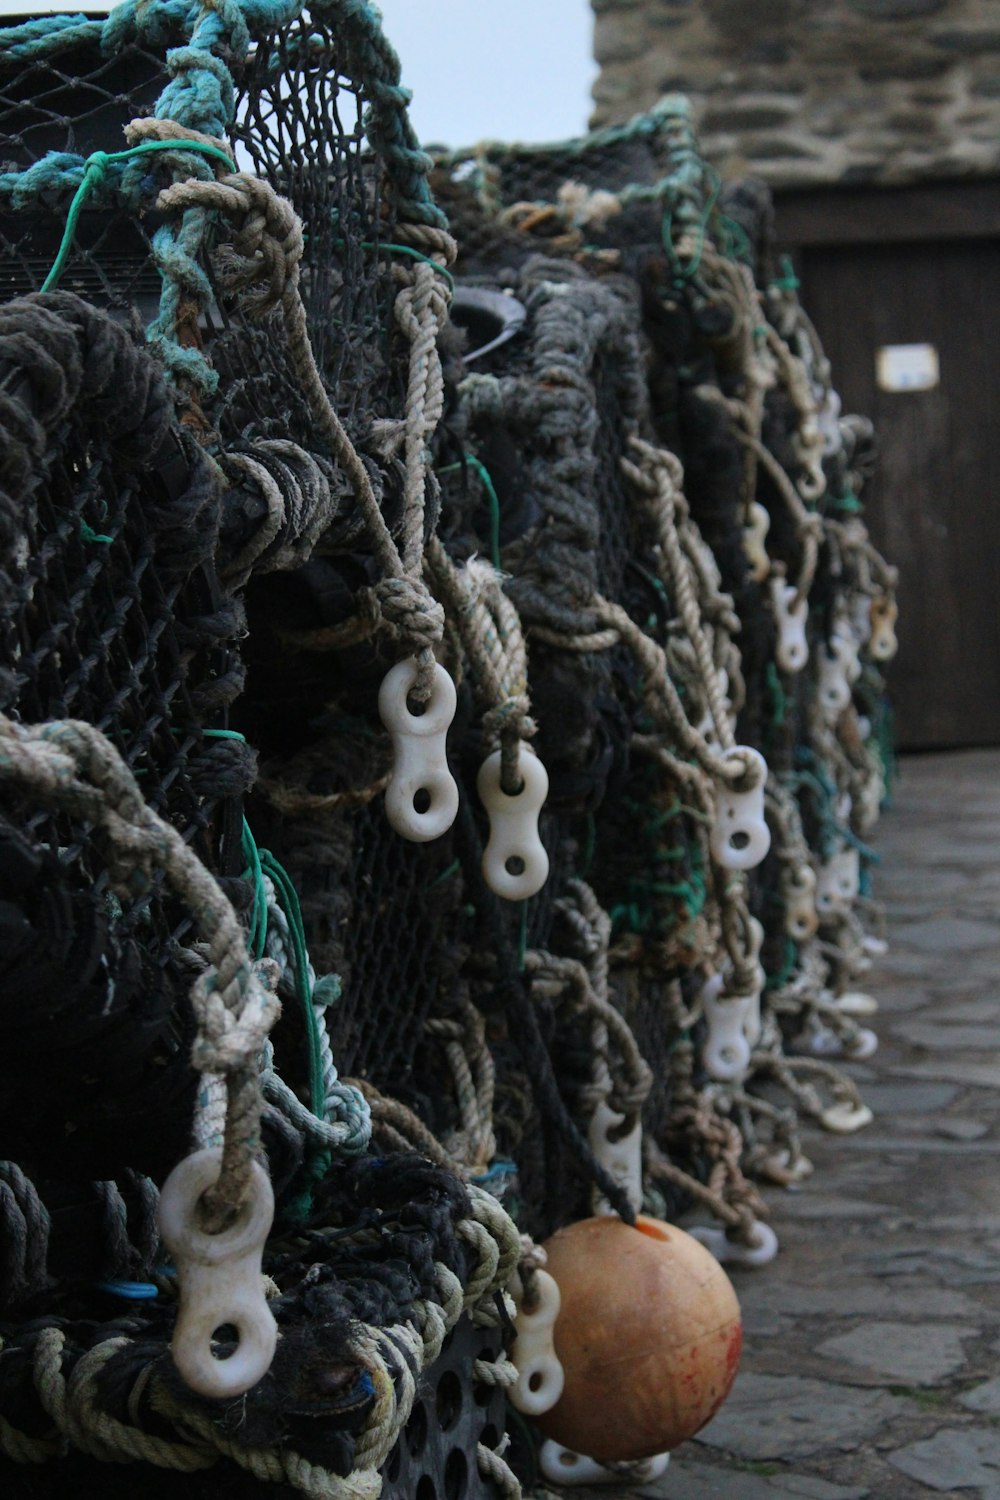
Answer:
626;752;1000;1498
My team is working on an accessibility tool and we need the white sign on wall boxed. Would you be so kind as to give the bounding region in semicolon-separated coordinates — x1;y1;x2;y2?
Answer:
876;343;940;393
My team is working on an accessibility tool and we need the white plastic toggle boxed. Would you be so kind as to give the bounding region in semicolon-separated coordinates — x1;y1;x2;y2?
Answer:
796;1020;878;1061
869;596;898;662
816;846;860;919
589;1098;643;1217
851;1027;879;1059
760;1147;814;1184
688;1220;779;1269
771;578;809;674
816;387;842;456
378;659;459;842
158;1149;277;1400
477;746;549;900
701;973;752;1083
539;1441;670;1487
821;1100;874;1134
833;990;879;1018
818;627;861;719
783;862;819;941
742;501;771;583
710;747;770;872
743;916;765;1049
510;1269;566;1417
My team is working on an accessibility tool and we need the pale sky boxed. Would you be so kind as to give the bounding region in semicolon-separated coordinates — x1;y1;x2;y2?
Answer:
375;0;598;151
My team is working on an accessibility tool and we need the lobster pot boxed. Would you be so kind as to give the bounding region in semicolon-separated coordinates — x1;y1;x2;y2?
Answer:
0;4;410;453
0;292;249;1190
439;251;716;1232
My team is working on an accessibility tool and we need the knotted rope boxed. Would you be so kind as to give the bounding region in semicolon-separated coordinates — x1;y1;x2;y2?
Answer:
0;716;277;1231
156;171;449;683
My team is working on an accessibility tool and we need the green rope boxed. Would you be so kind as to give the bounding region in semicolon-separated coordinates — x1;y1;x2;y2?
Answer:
716;210;752;265
661;167;721;284
765;935;799;993
770;254;801;293
41;138;234;293
79;520;114;544
827;491;862;514
429;856;462;889
437;455;502;570
350;239;455;291
240;817;268;961
258;850;326;1125
517;903;528;972
766;661;787;727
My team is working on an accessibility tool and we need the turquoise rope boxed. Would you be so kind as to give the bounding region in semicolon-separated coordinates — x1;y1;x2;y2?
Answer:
4;0;448;397
40;138;234;293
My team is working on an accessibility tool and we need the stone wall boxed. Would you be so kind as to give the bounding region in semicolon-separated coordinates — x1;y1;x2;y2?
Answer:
592;0;1000;187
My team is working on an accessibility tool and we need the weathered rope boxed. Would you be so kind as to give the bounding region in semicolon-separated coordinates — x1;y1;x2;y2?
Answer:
156;171;449;678
0;716;277;1231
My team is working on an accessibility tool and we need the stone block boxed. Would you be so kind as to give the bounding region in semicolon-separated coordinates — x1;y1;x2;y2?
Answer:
890;1429;1000;1491
931;26;1000;52
848;0;947;16
857;54;952;80
743;131;824;159
695;1373;908;1459
594;12;648;65
817;1321;974;1384
742;39;793;65
701;95;802;132
958;1377;1000;1414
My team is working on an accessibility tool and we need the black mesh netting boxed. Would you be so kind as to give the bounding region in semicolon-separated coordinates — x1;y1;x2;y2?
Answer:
0;19;402;449
0;290;251;1185
0;6;898;1490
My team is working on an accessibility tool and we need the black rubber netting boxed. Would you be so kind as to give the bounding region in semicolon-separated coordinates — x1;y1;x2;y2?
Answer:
0;21;403;454
210;13;403;448
432;258;710;1233
0;36;166;315
439;105;694;217
438;142;829;986
0;292;251;1191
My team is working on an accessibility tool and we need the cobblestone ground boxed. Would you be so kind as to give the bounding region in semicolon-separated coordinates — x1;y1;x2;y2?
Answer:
642;749;1000;1499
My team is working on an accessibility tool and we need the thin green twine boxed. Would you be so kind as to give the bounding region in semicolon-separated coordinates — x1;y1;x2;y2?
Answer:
369;241;455;291
437;455;502;570
240;816;268;961
517;903;528;972
770;255;801;293
338;239;455;292
41;138;235;293
79;520;114;545
257;849;326;1125
661;168;722;284
766;661;787;727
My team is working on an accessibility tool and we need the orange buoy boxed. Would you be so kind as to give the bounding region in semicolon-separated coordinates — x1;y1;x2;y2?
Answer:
536;1214;742;1463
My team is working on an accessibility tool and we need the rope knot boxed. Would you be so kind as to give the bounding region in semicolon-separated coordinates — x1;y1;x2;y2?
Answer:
190;969;280;1076
368;575;444;653
482;695;535;748
156;173;303;316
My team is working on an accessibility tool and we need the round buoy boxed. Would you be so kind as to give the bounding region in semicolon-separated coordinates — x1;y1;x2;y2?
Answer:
536;1214;742;1463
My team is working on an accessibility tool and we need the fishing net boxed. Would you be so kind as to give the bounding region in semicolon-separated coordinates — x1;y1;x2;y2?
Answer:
0;4;518;1498
0;289;250;1186
0;4;898;1493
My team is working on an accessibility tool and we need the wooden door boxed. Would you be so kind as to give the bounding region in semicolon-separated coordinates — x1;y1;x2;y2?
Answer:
797;238;1000;750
